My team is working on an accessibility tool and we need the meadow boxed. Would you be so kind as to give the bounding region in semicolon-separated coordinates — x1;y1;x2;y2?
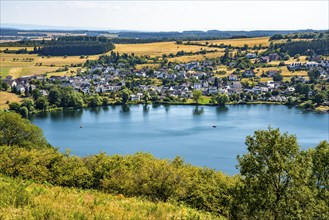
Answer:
189;37;271;47
0;174;221;220
0;91;22;109
0;52;98;78
114;41;217;57
0;37;310;80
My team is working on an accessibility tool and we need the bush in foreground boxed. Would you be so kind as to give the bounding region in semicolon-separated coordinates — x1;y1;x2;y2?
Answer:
0;174;222;220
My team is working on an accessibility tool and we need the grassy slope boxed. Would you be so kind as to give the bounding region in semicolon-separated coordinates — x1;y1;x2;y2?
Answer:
0;175;224;220
0;92;22;109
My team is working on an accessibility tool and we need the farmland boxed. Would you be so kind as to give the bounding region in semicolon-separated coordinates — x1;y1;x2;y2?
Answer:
190;37;271;47
0;91;22;109
0;53;99;79
114;41;218;57
0;37;314;80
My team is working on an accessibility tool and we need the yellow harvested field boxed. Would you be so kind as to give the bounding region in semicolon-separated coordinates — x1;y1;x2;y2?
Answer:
135;63;160;70
190;37;270;47
270;56;308;65
255;66;307;77
0;92;23;109
34;55;99;66
168;51;224;63
0;46;35;51
114;41;217;57
0;53;99;79
214;65;235;77
46;67;85;78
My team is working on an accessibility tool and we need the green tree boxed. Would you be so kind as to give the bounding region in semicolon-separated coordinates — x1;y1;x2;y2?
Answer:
32;89;42;100
0;111;48;149
35;97;49;110
88;94;102;107
308;69;321;82
272;72;283;82
21;98;35;112
314;92;326;104
121;88;132;104
19;106;29;118
48;88;61;106
0;80;9;91
212;93;229;107
309;141;329;217
102;97;109;106
234;128;314;219
8;102;21;113
192;90;203;105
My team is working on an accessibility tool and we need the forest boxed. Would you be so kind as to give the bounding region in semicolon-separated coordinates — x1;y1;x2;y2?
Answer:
34;36;115;56
272;39;329;56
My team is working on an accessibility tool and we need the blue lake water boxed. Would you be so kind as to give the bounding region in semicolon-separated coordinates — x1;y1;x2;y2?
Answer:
30;104;329;175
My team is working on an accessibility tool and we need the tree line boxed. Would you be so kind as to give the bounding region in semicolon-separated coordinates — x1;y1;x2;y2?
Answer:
0;111;328;219
271;39;329;56
84;51;148;68
34;36;115;56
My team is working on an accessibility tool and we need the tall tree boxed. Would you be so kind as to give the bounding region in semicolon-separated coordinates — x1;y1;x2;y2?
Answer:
0;111;48;149
192;90;203;105
233;128;315;219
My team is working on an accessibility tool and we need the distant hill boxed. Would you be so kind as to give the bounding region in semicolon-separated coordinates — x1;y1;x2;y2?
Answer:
1;27;325;41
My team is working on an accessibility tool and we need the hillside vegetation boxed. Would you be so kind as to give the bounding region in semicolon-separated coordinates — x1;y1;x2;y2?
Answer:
0;111;328;219
0;175;220;220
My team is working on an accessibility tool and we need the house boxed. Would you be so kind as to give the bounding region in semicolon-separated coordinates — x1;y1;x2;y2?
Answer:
269;53;280;61
288;62;303;70
40;89;48;96
218;88;228;94
208;86;218;94
5;75;13;80
295;76;307;83
267;81;275;89
174;65;181;70
15;85;26;94
243;70;255;78
193;82;202;90
251;86;262;94
136;93;144;100
136;72;146;77
201;80;209;88
229;81;243;93
228;74;238;81
246;53;257;59
185;62;199;71
320;60;329;68
305;61;319;68
130;94;140;101
286;87;295;93
267;70;278;77
260;56;270;63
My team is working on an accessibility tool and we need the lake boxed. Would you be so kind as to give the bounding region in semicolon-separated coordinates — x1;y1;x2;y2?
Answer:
30;104;328;175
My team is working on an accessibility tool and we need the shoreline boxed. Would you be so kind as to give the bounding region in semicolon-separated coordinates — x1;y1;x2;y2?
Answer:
23;101;329;116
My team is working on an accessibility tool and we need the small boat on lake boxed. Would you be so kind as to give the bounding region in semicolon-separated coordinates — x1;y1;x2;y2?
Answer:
212;125;216;128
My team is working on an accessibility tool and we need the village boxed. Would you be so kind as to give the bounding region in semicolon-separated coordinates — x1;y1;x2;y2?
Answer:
2;51;329;107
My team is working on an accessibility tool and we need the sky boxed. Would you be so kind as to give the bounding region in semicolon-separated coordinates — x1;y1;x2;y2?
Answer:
1;0;328;31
